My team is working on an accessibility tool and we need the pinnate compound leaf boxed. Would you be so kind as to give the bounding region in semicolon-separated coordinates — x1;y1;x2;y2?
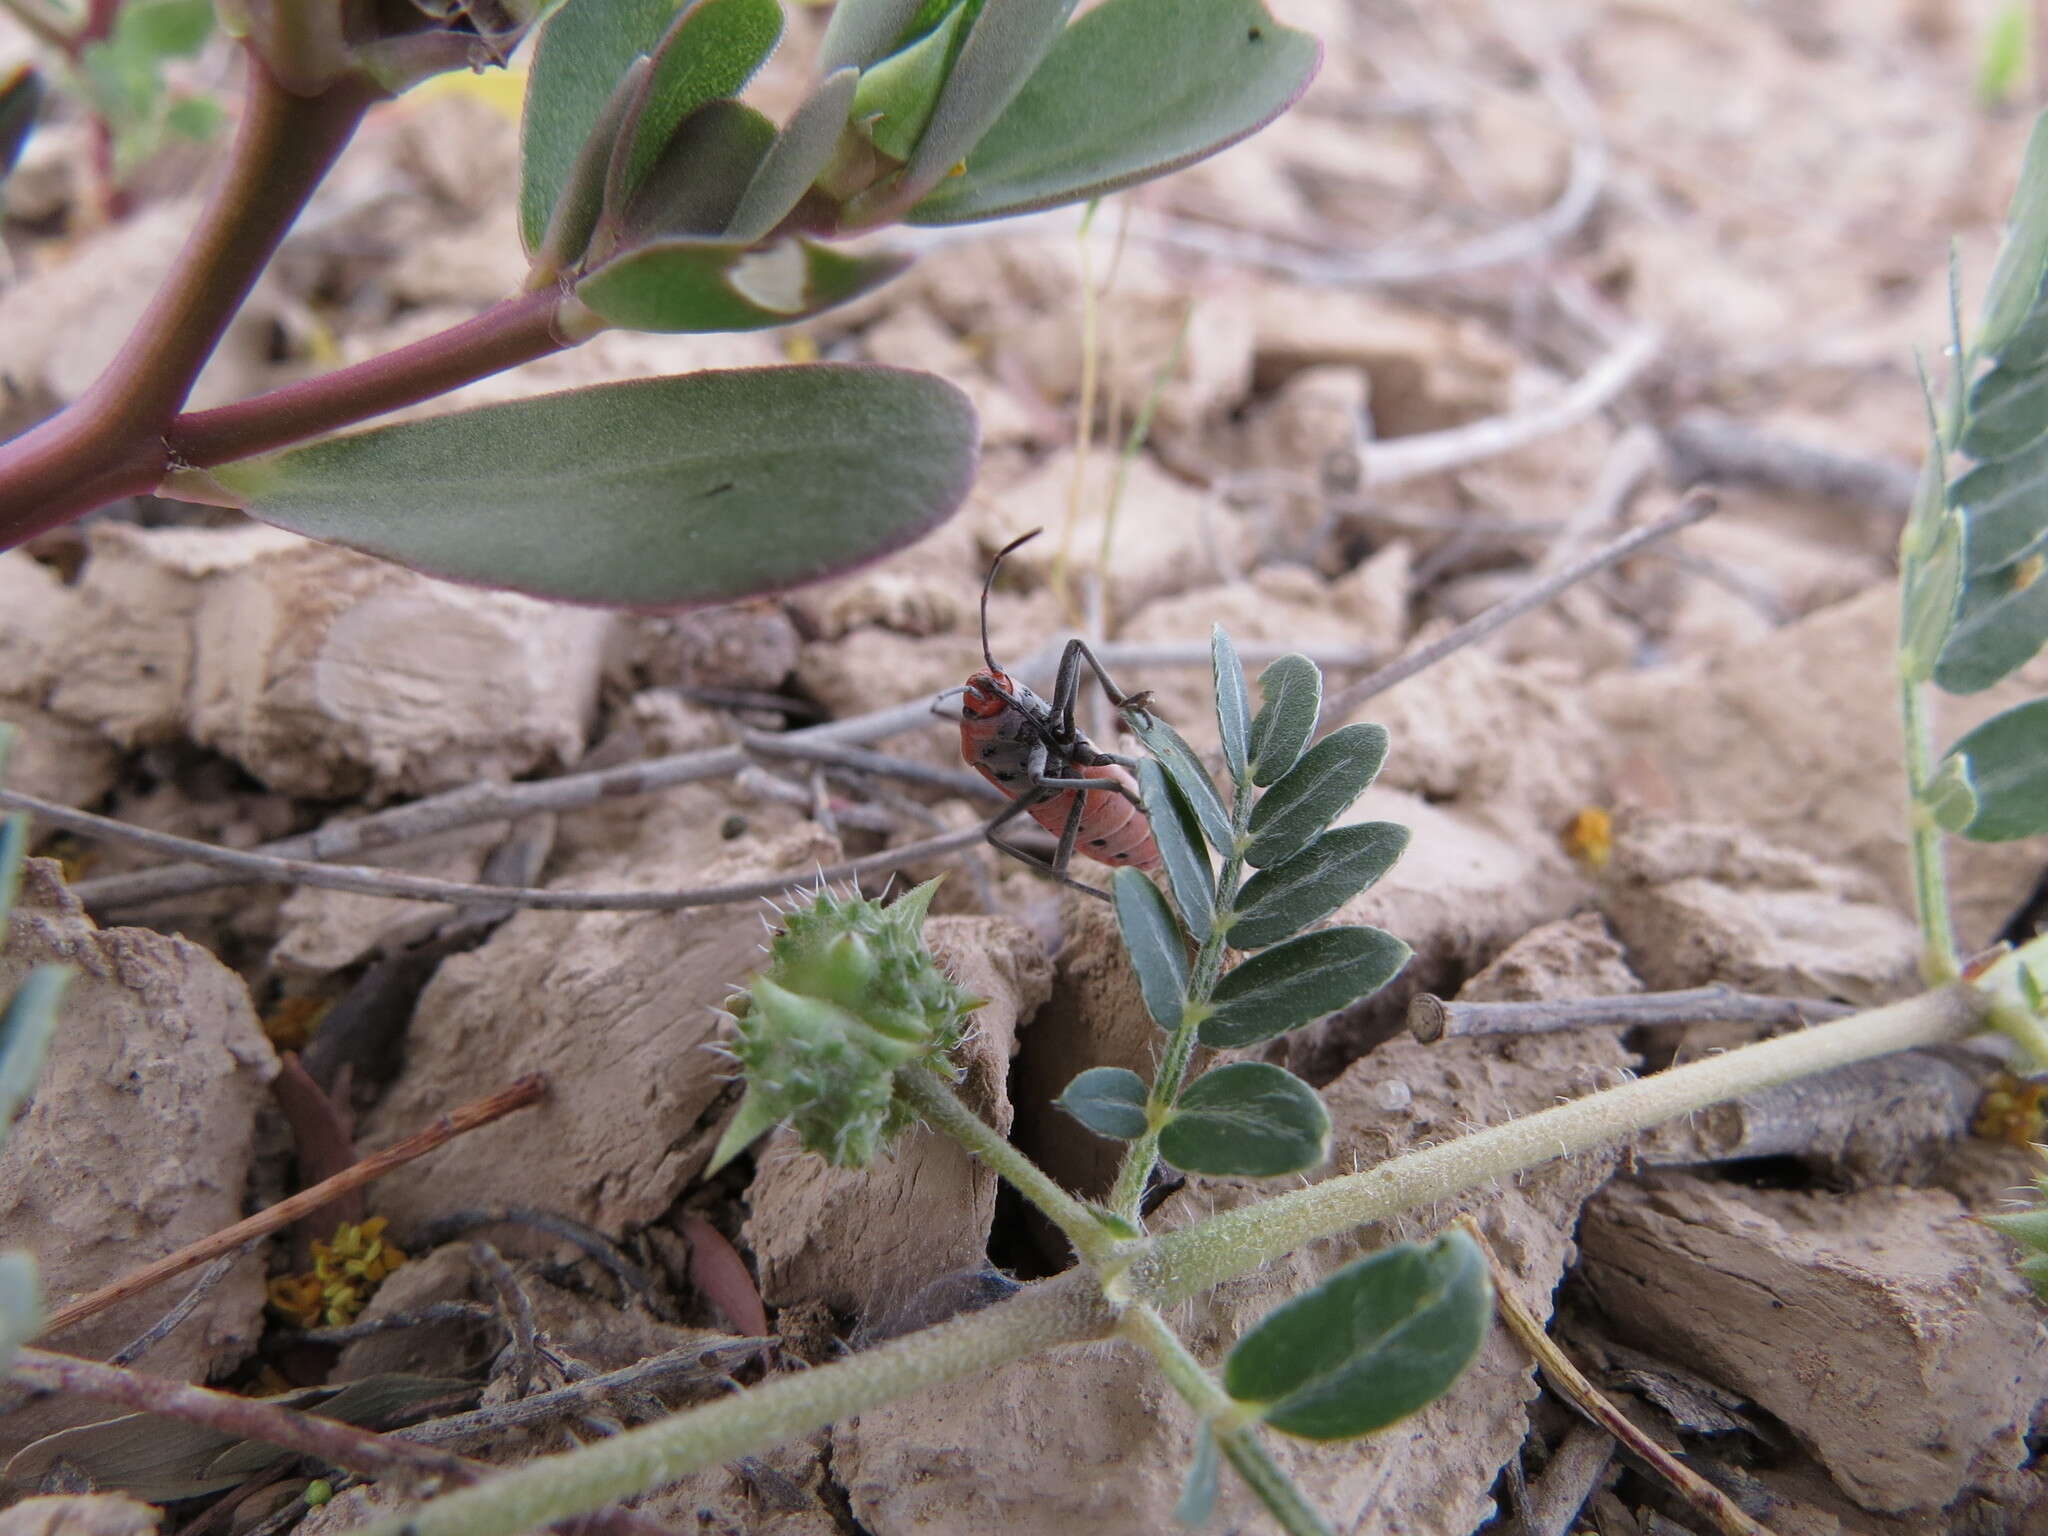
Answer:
1157;1061;1328;1178
620;0;784;202
1935;561;2048;692
0;1251;36;1377
581;237;908;333
211;367;975;609
1940;697;2048;839
1201;926;1410;1048
0;66;41;189
1225;1231;1491;1440
1212;625;1250;786
1229;822;1407;950
1139;759;1214;946
1979;109;2048;358
1245;725;1389;869
1962;361;2048;463
1951;444;2048;575
1127;711;1233;851
1247;653;1321;787
1057;1066;1150;1141
520;0;681;252
1113;866;1187;1031
907;0;1318;226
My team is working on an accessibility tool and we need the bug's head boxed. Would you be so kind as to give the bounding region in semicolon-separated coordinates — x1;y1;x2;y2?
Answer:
961;670;1014;720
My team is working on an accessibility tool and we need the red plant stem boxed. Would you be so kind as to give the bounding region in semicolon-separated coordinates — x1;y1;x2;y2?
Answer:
0;59;375;546
168;286;573;468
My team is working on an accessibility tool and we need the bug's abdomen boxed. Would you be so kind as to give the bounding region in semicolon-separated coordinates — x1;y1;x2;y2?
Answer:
1028;762;1160;871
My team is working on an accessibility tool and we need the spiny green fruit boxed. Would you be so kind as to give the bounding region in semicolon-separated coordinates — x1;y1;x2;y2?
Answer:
1986;1164;2048;1303
708;878;981;1172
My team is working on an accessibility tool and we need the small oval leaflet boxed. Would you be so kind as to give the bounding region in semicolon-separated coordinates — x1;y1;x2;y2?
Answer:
1201;925;1410;1049
1139;759;1214;945
1247;653;1321;787
1213;624;1251;785
1057;1067;1151;1141
1224;1230;1492;1440
1939;696;2048;840
1157;1061;1329;1178
1245;723;1388;869
1126;710;1234;851
1112;866;1189;1031
1228;821;1408;951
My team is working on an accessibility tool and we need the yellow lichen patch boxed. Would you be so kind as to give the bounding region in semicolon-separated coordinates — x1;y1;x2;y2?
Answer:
266;1217;407;1328
782;331;820;364
1974;1072;2048;1146
261;993;332;1052
1561;807;1613;872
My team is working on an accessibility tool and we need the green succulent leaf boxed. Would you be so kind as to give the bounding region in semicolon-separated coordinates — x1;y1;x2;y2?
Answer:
1157;1061;1329;1178
0;810;24;946
1138;759;1214;946
907;0;1318;226
1056;1066;1151;1141
1225;1231;1492;1440
0;65;42;190
208;367;976;609
618;0;784;205
898;0;1073;205
1247;653;1322;787
1201;926;1410;1049
0;1251;37;1377
1244;725;1390;869
1176;1422;1220;1528
1939;697;2048;839
850;0;971;162
1229;822;1408;950
819;0;928;71
1934;561;2048;693
1125;712;1232;851
1212;625;1251;786
520;0;682;253
726;67;860;241
620;99;776;241
580;238;910;333
1112;866;1188;1031
534;55;652;276
1979;110;2048;358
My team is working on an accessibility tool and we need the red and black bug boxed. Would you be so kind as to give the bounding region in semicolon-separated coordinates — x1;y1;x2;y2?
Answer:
957;531;1160;895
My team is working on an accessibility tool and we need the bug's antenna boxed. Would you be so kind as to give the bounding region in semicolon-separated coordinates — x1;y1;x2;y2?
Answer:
981;529;1041;675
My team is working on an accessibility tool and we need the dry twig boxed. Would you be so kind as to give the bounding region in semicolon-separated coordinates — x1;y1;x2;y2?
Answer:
1456;1216;1777;1536
40;1075;546;1338
1408;986;1856;1042
1323;491;1718;719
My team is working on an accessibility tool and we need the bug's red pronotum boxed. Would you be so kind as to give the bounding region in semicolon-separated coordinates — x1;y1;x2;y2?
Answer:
955;531;1160;895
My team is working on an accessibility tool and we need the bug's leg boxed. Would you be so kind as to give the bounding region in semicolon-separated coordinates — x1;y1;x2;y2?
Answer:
982;790;1110;901
1024;739;1145;811
1066;638;1154;718
1049;639;1087;739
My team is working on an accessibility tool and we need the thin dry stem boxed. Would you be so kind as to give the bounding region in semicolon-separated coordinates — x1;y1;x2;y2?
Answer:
1458;1216;1777;1536
39;1075;545;1338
